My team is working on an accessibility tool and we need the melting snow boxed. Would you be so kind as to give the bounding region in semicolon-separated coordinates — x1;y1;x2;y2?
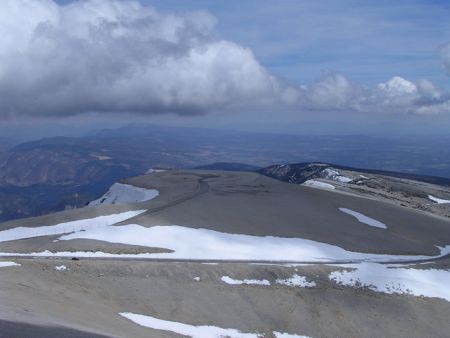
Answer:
0;210;146;243
119;312;260;338
0;261;20;268
3;224;448;263
329;263;450;302
276;275;316;288
302;180;335;190
89;183;158;206
339;208;387;229
274;332;311;338
428;195;450;204
221;276;270;286
322;168;352;183
335;176;352;183
146;168;167;174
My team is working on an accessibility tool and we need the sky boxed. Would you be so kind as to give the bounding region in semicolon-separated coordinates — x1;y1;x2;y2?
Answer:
1;0;450;137
144;0;450;87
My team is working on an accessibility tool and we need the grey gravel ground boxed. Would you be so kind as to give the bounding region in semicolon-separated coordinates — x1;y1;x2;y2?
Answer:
1;170;450;337
0;237;171;255
0;320;111;338
315;168;450;218
1;259;450;338
126;170;450;255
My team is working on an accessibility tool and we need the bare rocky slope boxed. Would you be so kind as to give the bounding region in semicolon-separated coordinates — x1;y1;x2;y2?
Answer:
258;163;450;219
1;170;450;337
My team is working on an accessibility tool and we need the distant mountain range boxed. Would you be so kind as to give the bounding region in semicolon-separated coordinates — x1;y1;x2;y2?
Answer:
259;162;450;186
202;161;450;218
194;162;261;172
0;124;449;221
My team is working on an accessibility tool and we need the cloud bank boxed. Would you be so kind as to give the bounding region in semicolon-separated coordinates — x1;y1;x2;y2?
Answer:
0;0;287;117
0;0;449;119
299;74;450;115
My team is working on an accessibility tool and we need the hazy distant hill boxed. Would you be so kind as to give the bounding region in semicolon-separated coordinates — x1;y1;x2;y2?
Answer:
257;162;450;218
0;124;449;221
0;137;17;152
194;162;261;172
259;162;450;186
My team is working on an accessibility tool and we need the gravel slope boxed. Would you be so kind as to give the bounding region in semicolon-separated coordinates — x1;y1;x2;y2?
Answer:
1;170;450;337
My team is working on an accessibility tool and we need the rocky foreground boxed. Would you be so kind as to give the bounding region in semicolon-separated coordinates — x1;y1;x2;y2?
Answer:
1;170;450;337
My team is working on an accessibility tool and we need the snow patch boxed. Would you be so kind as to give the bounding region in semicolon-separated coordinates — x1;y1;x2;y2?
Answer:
335;176;352;183
52;225;450;262
0;261;20;268
274;332;311;338
322;168;352;183
146;168;167;174
119;312;260;338
329;263;450;302
339;208;387;229
221;276;270;286
276;275;316;288
89;183;158;206
428;195;450;204
0;210;146;243
302;180;335;190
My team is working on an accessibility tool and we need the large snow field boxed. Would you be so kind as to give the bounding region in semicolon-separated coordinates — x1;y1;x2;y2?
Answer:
11;223;446;263
89;183;159;206
0;210;146;243
329;263;450;302
1;212;449;263
338;208;387;229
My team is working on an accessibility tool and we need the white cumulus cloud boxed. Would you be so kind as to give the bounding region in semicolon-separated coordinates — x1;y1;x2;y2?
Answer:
0;0;448;118
295;74;450;115
0;0;291;118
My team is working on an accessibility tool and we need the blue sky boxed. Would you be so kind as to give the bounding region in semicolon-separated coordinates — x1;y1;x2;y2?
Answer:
128;0;450;88
52;0;450;88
